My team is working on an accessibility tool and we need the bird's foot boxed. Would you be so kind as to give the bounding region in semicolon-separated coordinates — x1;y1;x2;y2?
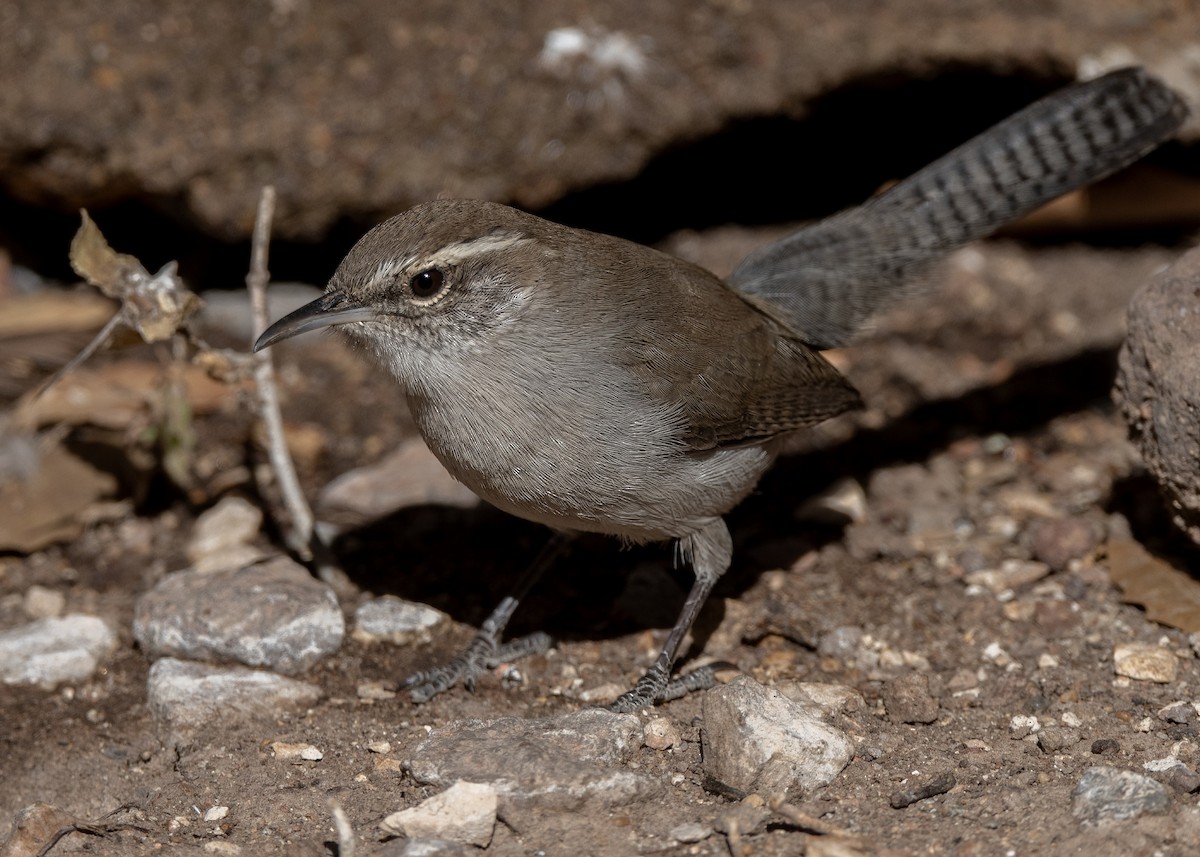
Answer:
404;629;553;703
608;661;734;712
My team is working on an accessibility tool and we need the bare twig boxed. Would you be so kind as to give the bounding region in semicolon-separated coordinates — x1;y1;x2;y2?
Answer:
247;186;316;558
767;794;865;853
723;816;745;857
329;799;356;857
245;187;352;595
35;804;149;857
26;310;124;404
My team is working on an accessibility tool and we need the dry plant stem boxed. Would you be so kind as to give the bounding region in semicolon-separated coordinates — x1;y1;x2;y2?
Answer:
247;185;315;559
328;799;355;857
768;794;857;839
724;817;745;857
27;310;124;405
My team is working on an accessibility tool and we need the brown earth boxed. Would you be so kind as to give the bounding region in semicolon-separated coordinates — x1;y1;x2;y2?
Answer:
4;236;1200;855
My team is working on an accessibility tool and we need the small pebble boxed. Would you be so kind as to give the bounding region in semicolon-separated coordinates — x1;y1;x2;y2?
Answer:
882;673;939;724
358;681;398;701
1113;643;1177;683
1027;516;1100;571
983;642;1014;667
965;559;1050;595
1037;726;1079;753
669;822;712;843
816;626;863;661
643;717;681;750
890;772;955;809
148;652;322;728
367;740;393;754
269;741;324;762
204;806;229;822
1009;715;1040;738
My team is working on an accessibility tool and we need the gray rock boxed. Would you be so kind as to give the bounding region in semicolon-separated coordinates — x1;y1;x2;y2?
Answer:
1072;766;1171;826
352;596;447;646
1158;701;1199;725
380;840;473;857
882;673;939;724
403;708;658;819
147;657;322;728
1037;726;1080;754
669;822;712;844
380;781;498;847
816;626;863;661
701;675;853;796
134;556;344;675
0;615;117;688
317;437;478;530
1159;764;1200;794
1115;246;1200;546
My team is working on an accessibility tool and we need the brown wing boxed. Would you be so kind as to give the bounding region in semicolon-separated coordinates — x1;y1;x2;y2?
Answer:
619;253;862;451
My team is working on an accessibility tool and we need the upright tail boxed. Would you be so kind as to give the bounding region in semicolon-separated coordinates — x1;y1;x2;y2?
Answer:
729;67;1189;350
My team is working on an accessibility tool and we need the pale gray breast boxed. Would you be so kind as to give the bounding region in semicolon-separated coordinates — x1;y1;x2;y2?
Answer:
407;334;773;541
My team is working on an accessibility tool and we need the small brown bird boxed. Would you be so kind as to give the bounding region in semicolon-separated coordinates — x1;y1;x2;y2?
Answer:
258;68;1186;710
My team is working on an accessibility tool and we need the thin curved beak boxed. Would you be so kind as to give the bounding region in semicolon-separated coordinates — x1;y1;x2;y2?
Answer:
253;290;376;351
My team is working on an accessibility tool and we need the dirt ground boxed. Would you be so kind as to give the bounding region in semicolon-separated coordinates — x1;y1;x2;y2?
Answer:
3;233;1200;855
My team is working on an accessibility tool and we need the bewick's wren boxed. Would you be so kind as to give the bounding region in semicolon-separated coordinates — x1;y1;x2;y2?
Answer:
257;68;1186;711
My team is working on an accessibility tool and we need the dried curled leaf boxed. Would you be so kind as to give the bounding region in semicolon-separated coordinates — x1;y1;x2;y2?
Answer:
69;210;202;343
1108;538;1200;633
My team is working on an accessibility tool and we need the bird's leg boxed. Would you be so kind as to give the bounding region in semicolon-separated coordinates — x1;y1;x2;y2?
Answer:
404;533;571;702
610;517;732;712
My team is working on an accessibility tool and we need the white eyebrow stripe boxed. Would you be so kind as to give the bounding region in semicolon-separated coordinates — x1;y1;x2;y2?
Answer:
369;257;412;287
426;233;530;267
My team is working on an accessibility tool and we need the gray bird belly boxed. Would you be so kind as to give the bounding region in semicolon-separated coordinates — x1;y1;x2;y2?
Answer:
411;389;773;542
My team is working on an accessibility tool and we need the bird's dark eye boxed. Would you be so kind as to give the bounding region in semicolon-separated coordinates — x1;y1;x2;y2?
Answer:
409;268;446;300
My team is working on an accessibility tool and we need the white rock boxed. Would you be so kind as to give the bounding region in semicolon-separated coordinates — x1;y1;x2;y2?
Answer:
23;585;65;619
778;680;865;715
1009;715;1041;738
147;658;322;728
269;741;324;762
1113;643;1178;683
204;806;229;822
701;675;853;795
186;496;265;572
352;596;447;645
0;615;117;688
381;781;498;847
